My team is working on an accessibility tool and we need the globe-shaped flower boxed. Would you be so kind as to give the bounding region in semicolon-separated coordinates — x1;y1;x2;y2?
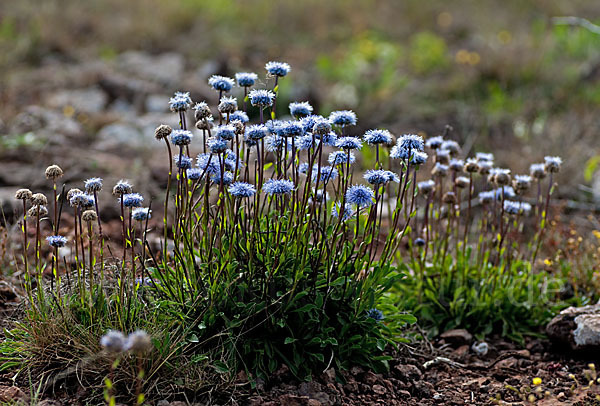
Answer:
441;140;460;155
544;156;562;173
389;144;410;160
235;72;258;87
513;175;532;192
364;169;395;185
418;180;435;195
298;162;310;174
132;207;151;221
170;129;193;146
366;308;384;322
196;153;219;174
266;135;288;152
364;129;393;145
249;89;275;107
449;159;464;172
112;180;132;196
169;91;192;112
208;75;234;92
346;185;374;208
312;117;332;135
218;96;238;114
84;177;103;193
289;101;313;118
186;168;203;181
295;134;318;151
425;136;444;149
478;191;495;205
243;132;258;147
246;124;269;140
46;235;68;248
503;200;532;216
193;102;212;121
493;186;516;200
125;330;153;353
174;155;193;169
476;152;494;162
207;137;228;154
100;330;126;354
336;136;362;151
410;151;428;165
320;131;338;147
210;171;234;185
228;182;257;198
529;163;546;179
265;61;291;77
230;111;249;123
214;124;236;141
69;192;92;208
312;166;338;184
398;134;424;152
122;193;144;208
263;179;294;196
328;151;356;166
331;202;355;221
278;120;305;137
329;110;357;127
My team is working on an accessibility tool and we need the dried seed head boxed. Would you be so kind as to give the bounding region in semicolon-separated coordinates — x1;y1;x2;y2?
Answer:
193;102;212;121
67;188;83;201
464;158;478;173
31;193;47;206
431;163;449;178
154;124;172;140
82;210;98;223
27;205;48;217
494;169;511;186
513;175;532;194
15;188;32;200
218;96;238;114
125;330;153;353
544;156;562;173
196;117;214;131
418;180;435;196
435;150;450;165
478;161;493;175
530;163;546;180
449;159;464;172
230;119;245;135
455;176;470;189
112;180;133;196
45;165;64;180
443;192;457;205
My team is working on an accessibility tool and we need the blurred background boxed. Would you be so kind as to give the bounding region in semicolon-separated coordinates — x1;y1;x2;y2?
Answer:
0;0;599;224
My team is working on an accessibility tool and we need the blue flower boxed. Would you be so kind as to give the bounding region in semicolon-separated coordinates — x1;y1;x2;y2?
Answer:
170;129;193;146
223;150;241;171
208;75;234;92
278;120;305;137
319;131;338;147
425;136;444;149
228;182;257;198
235;72;258;87
544;156;562;173
265;61;291;77
449;158;464;171
331;202;354;221
207;137;228;154
529;163;546;179
186;168;204;180
132;207;151;221
441;140;460;155
328;151;356;166
169;91;192;112
295;134;318;150
174;155;193;169
46;235;68;248
218;96;238;113
112;180;132;195
329;110;357;127
214;124;236;141
312;117;332;135
418;180;435;195
478;191;495;204
364;169;398;185
414;238;426;247
69;193;94;208
243;133;258;147
398;134;424;152
476;152;494;162
298;162;310;174
366;308;384;322
100;330;126;353
493;186;516;200
210;171;234;185
122;193;144;208
249;89;275;107
266;135;289;152
299;115;321;133
364;129;393;145
336;136;362;151
230;111;249;123
263;179;294;195
196;153;219;174
193;102;212;120
503;200;532;215
410;151;428;165
312;166;338;184
84;177;103;193
346;185;374;208
246;124;269;140
310;190;329;204
289;101;313;118
390;144;410;160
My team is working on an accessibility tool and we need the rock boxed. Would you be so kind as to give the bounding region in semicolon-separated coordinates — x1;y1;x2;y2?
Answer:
45;87;108;113
95;123;145;151
440;328;473;346
117;51;185;85
546;304;600;349
494;357;517;369
276;394;311;406
452;344;470;358
146;94;170;113
471;341;489;357
36;401;61;406
372;384;386;395
0;385;28;403
10;106;83;138
156;401;170;406
394;364;422;381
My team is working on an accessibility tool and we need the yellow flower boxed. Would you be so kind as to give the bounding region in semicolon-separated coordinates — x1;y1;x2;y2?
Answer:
594;230;600;240
532;377;542;386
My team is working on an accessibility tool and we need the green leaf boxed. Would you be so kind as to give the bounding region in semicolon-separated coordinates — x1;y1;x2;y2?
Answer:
284;337;297;344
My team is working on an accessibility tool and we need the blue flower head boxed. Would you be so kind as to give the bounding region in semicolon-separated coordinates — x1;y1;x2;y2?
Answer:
346;185;375;208
289;101;313;118
230;111;249;123
235;72;258;87
69;192;92;208
196;153;219;174
279;120;305;137
544;156;562;173
312;166;338;184
328;151;356;166
207;137;228;154
208;75;234;92
476;152;494;162
364;129;393;145
336;136;362;151
320;131;338;147
246;124;269;140
331;202;355;221
398;134;424;152
530;163;546;179
329;110;357;127
214;124;236;141
366;308;384;322
364;169;395;185
169;91;192;112
186;168;203;180
263;179;294;196
478;191;495;204
295;134;318;150
265;61;291;77
210;171;234;185
85;177;103;193
47;235;68;248
312;116;332;135
493;186;516;200
243;133;258;147
266;135;289;152
249;89;275;107
174;155;193;169
503;200;532;215
410;151;428;165
228;182;257;198
299;115;321;133
132;207;151;221
425;136;444;149
390;144;410;160
441;140;460;155
170;129;193;146
122;193;144;208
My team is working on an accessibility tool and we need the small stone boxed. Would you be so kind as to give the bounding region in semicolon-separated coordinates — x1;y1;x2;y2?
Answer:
394;364;423;381
0;386;28;402
494;357;517;369
372;384;386;395
452;344;470;358
557;392;566;401
440;328;473;346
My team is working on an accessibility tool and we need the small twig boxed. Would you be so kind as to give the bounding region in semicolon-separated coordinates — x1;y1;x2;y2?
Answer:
423;356;466;369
